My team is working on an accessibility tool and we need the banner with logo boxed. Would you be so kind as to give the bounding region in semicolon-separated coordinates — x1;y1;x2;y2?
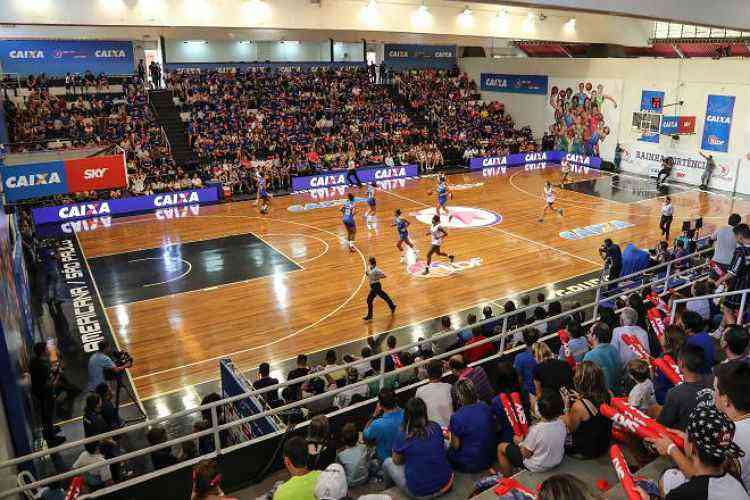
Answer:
701;94;735;153
619;141;740;192
0;40;134;76
1;154;127;202
291;164;419;192
32;186;220;225
383;44;456;69
480;74;548;95
639;90;665;143
164;61;366;73
660;115;696;136
467;151;601;171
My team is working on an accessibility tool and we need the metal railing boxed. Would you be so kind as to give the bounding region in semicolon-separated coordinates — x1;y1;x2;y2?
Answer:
670;288;749;325
0;246;716;498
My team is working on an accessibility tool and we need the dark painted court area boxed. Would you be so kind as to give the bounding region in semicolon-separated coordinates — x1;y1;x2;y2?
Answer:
564;174;689;203
88;234;302;307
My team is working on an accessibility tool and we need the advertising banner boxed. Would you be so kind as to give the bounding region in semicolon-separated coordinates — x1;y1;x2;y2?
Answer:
32;186;220;225
639;90;665;143
291;164;419;192
480;74;548;95
661;116;696;136
1;154;127;202
544;78;623;161
467;151;601;171
701;94;735;153
383;44;456;69
0;40;134;76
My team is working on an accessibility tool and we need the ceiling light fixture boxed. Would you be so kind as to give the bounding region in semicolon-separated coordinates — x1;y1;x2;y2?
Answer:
419;1;428;14
462;6;472;16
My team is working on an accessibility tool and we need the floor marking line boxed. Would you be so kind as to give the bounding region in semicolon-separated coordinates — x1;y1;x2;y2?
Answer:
262;233;331;264
127;257;193;288
251;231;306;271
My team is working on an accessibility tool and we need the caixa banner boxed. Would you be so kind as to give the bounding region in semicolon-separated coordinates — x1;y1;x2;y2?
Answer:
0;40;134;76
291;164;419;192
32;186;221;225
1;154;127;202
467;151;601;171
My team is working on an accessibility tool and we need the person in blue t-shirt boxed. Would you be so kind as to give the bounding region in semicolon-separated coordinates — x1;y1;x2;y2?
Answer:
363;388;404;464
582;322;622;394
384;398;453;498
513;329;540;396
680;310;715;375
447;379;495;473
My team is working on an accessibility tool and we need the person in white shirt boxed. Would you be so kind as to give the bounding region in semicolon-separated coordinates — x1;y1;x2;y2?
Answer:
414;360;453;428
686;281;711;321
714;362;750;491
334;368;369;409
711;213;741;276
659;196;674;240
610;307;650;368
73;442;112;490
627;359;656;413
423;215;454;275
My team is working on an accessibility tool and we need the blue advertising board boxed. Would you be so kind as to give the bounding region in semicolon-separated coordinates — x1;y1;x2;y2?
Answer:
701;94;735;153
165;61;366;72
31;186;221;225
480;74;548;95
639;90;665;143
660;116;679;136
220;359;279;440
383;44;456;69
467;151;601;171
0;40;134;76
1;161;69;202
0;96;8;146
291;164;419;192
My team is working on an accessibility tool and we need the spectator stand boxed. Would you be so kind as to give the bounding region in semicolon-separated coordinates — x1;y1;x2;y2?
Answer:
0;245;727;499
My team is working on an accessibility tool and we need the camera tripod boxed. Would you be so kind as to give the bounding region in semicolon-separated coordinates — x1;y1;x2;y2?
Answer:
113;373;147;424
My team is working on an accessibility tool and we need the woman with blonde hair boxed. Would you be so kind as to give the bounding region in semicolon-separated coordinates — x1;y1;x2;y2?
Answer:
532;341;574;397
561;361;612;459
447;379;495;472
654;324;686;405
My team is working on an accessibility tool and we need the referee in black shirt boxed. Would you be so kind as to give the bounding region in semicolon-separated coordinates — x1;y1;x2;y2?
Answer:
363;257;396;321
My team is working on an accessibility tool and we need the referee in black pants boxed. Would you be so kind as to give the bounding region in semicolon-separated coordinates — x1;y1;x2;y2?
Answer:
363;257;396;321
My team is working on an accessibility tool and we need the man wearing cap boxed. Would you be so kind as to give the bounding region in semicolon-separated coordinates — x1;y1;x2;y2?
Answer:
646;405;749;499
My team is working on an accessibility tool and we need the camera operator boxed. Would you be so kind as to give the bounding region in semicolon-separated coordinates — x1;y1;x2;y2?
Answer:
599;239;622;284
87;340;131;393
30;342;79;446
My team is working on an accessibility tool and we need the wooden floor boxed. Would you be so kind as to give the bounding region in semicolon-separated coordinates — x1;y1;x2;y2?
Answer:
77;167;748;400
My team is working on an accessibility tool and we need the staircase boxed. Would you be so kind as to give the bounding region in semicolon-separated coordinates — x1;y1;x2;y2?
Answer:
148;89;196;167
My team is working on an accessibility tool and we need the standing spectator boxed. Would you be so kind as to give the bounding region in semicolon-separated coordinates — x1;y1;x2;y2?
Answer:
709;213;741;277
447;379;495;473
714;362;750;491
415;359;453;428
600;238;623;283
657;344;714;431
253;362;280;404
336;423;369;488
273;437;321;500
611;307;651;368
532;341;574;396
95;383;121;430
29;342;71;446
497;388;566;476
558;318;589;363
583;322;622;394
363;388;404;465
384;398;453;498
719;325;749;368
514;329;540;396
448;355;494;403
306;415;336;471
715;223;750;327
562;362;612;459
137;59;146;82
681;310;715;374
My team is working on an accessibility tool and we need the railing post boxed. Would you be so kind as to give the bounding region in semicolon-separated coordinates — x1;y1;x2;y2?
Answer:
739;292;748;326
592;282;602;321
210;405;221;454
498;316;508;355
663;261;672;292
379;352;387;390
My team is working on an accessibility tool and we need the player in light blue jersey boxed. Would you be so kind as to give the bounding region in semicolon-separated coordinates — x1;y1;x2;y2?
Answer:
365;181;378;230
428;174;453;221
341;192;357;252
392;208;416;262
255;169;272;214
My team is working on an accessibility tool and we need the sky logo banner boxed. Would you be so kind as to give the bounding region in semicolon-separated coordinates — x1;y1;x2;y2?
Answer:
480;74;548;95
701;94;735;152
1;161;68;201
0;40;134;76
64;155;127;193
639;90;665;143
291;164;419;192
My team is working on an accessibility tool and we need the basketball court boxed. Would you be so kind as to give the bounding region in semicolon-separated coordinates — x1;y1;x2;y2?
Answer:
69;164;746;406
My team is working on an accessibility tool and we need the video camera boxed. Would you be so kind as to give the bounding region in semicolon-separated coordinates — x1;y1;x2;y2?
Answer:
112;349;133;368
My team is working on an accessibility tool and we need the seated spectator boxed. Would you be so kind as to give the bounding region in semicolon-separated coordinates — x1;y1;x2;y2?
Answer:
558;318;589;363
532;307;548;333
148;426;178;470
562;361;612;459
448;354;494;403
191;459;238;500
279;386;308;425
533;341;574;398
464;327;497;364
583;322;622;394
397;351;420;386
306;415;336;471
39;482;65;500
364;358;398;397
546;300;563;333
714;362;750;491
253;362;280;404
458;314;477;344
481;306;497;336
497;388;566;476
415;359;453;428
686;281;711;322
323;349;346;387
301;377;334;416
385;398;453;498
363;388;404;465
95;383;121;430
447;379;495;473
719;325;750;367
491;361;529;445
537;474;601;500
655;325;687;405
73;441;113;491
334;368;368;409
647;406;748;500
287;354;311;399
313;463;349;500
336;423;369;488
681;310;715;374
385;336;402;371
514;328;540;396
657;344;714;431
273;436;320;500
83;393;119;479
627;359;657;414
611;307;651;368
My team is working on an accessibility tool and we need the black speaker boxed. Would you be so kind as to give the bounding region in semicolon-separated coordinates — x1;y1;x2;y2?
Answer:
461;46;486;58
584;44;627;58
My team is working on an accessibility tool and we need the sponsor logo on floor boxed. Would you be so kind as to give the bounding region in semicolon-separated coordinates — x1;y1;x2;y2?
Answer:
407;257;483;278
559;220;634;240
411;206;502;228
